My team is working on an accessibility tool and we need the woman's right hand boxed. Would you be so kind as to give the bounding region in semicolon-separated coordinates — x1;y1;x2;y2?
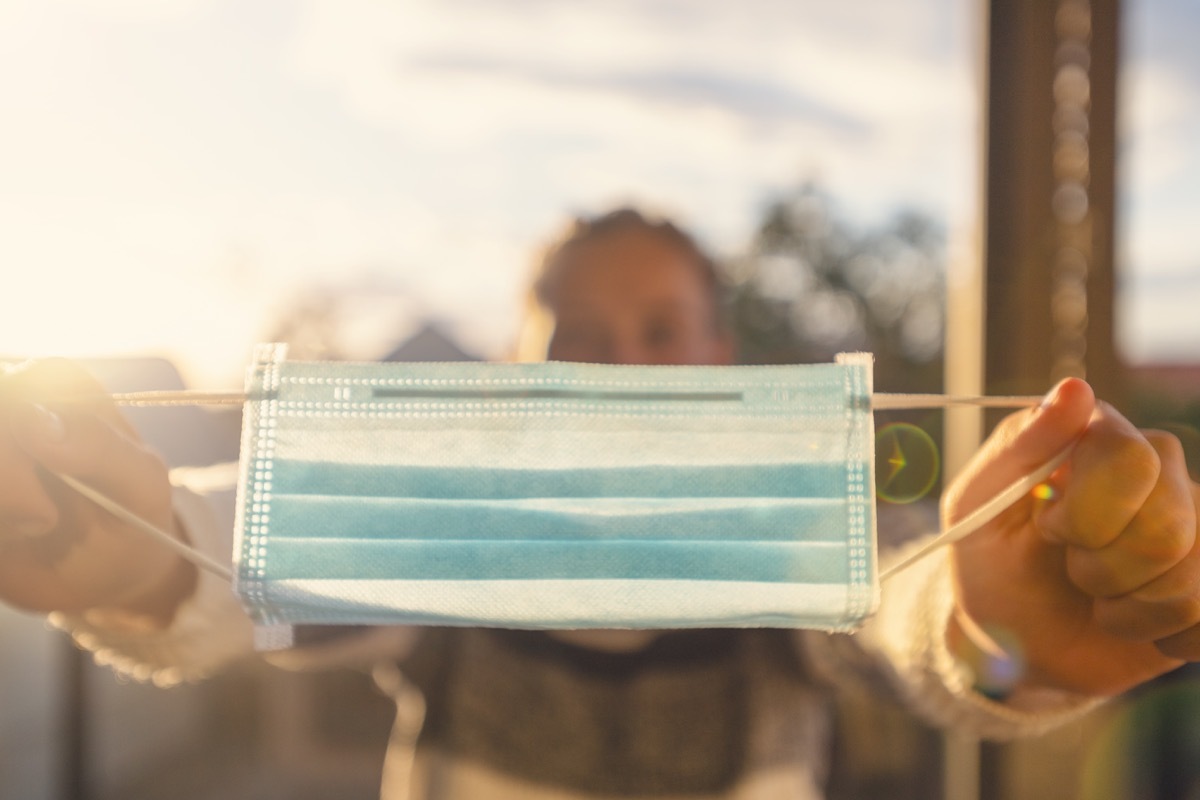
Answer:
0;359;195;628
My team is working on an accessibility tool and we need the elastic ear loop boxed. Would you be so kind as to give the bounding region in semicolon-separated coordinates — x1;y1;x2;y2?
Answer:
878;444;1074;583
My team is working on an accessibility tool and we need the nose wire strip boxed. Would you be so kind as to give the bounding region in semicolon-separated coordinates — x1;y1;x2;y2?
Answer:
103;390;1045;410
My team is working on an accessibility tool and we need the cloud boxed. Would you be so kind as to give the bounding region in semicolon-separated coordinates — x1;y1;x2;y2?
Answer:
10;0;211;20
288;0;973;131
0;0;985;383
1119;273;1200;363
1122;61;1199;189
405;54;870;136
1119;23;1200;285
15;0;1194;377
284;0;978;228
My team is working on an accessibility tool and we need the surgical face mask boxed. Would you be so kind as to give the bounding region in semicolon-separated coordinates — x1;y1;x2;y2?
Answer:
233;344;877;647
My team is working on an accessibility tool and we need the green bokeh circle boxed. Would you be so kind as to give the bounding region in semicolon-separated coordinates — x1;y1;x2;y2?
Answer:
875;423;940;504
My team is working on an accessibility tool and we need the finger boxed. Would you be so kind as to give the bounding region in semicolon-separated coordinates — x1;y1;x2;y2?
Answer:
1;403;171;577
0;403;179;612
0;360;111;541
0;361;187;616
943;378;1094;523
0;358;138;439
0;415;61;540
1036;405;1162;550
2;361;171;546
1092;549;1200;642
1064;431;1195;598
1155;622;1200;661
9;401;168;509
3;356;160;498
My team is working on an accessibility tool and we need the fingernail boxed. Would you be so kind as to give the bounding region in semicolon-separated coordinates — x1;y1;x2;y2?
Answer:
1039;380;1067;410
26;404;67;443
1035;496;1068;544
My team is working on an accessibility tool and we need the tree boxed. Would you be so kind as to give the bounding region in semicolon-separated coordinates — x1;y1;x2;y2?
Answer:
724;184;945;394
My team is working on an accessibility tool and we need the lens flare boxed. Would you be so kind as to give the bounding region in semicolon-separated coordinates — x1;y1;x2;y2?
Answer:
1078;675;1200;800
874;423;940;504
1032;483;1056;501
961;623;1026;700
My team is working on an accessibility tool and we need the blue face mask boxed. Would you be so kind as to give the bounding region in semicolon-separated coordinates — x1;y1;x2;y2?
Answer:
233;344;877;644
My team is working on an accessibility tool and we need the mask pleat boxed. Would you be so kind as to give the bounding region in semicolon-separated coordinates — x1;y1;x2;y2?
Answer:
265;539;850;583
267;494;849;543
268;460;847;500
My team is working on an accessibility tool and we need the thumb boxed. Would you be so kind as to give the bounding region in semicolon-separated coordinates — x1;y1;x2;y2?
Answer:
2;359;167;512
944;378;1095;523
1;362;174;544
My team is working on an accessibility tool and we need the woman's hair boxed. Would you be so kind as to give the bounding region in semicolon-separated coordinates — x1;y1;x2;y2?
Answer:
513;207;728;361
533;207;723;310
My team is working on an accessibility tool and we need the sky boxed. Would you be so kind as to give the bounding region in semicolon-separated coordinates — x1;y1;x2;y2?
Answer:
1119;0;1200;365
0;0;1195;389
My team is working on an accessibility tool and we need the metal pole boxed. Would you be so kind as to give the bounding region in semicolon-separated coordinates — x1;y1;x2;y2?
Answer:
61;641;88;800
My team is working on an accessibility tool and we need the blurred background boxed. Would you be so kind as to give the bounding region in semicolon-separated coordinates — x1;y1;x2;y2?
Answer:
0;0;1196;798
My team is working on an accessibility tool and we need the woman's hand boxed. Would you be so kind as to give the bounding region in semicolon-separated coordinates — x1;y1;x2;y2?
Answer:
0;359;195;627
946;378;1200;697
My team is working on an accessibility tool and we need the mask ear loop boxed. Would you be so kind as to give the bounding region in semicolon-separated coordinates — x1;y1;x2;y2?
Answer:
877;444;1074;583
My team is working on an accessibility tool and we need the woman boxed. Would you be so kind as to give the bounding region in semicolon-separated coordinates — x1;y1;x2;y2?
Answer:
1;208;1197;798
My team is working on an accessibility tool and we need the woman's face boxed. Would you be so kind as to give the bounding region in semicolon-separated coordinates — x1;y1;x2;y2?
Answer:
545;229;733;367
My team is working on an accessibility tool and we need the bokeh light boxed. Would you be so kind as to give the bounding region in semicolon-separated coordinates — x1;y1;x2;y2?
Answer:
1078;673;1200;800
875;422;940;504
1032;482;1057;501
958;622;1027;700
